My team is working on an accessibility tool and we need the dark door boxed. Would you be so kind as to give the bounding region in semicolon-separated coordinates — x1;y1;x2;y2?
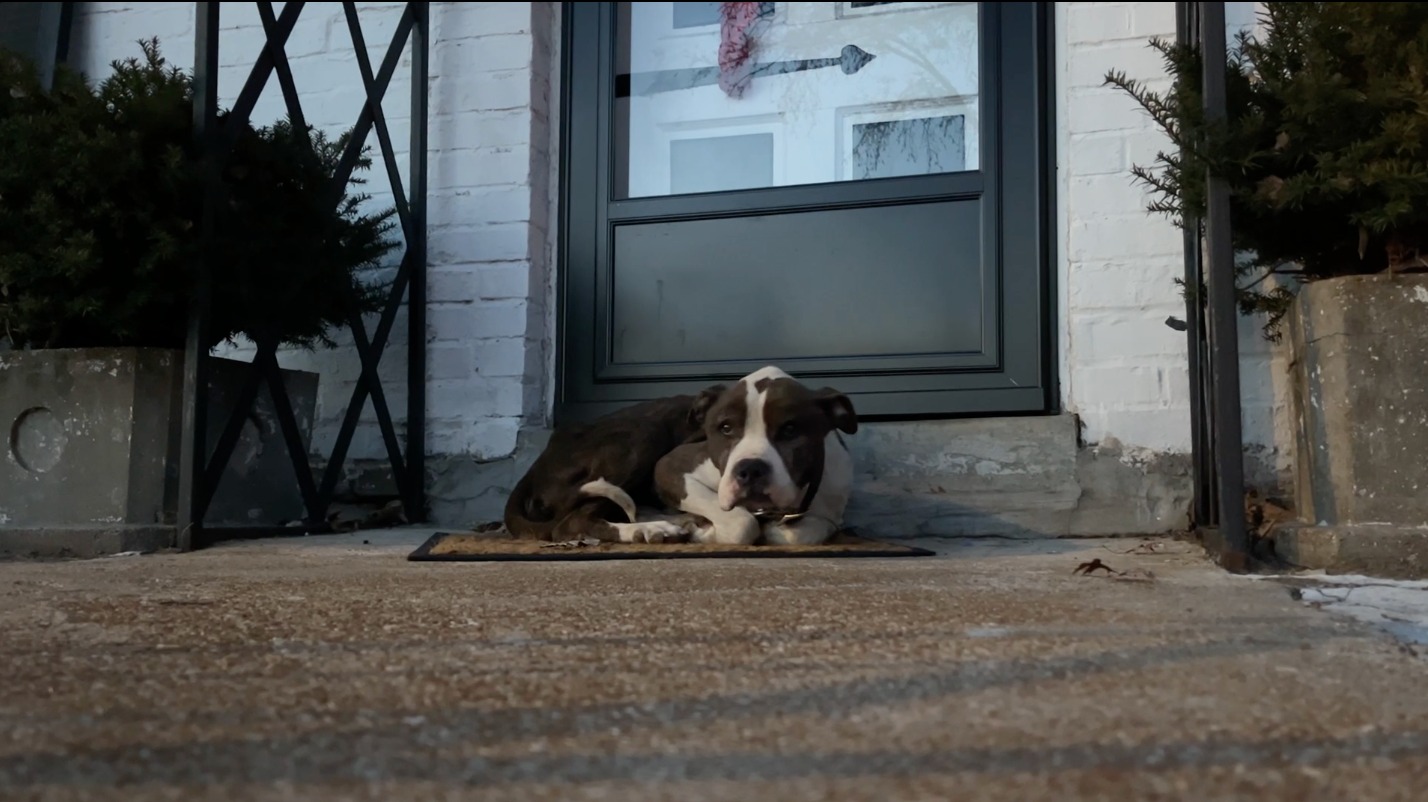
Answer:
558;1;1054;422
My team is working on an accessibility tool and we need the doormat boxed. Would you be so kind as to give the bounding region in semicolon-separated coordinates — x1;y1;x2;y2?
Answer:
407;527;936;562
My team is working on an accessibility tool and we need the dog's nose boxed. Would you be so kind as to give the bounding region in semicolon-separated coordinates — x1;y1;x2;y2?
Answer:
733;459;769;486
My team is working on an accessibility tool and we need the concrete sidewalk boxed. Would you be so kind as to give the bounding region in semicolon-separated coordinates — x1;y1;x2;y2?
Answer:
2;530;1427;801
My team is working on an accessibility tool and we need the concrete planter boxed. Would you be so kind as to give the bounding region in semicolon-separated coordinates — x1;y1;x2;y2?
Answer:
1276;273;1428;577
0;348;318;559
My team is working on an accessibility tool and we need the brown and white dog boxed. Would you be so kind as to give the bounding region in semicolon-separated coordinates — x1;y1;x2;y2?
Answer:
502;394;709;543
653;366;858;546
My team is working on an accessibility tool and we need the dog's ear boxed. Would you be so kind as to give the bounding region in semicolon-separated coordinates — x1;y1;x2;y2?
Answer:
690;384;727;426
814;388;858;434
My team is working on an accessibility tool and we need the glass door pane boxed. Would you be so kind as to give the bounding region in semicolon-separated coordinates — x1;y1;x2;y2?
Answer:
613;2;982;199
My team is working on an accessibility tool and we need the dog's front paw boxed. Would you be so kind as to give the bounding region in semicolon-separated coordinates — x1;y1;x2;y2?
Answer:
689;514;761;546
615;520;691;544
761;516;838;546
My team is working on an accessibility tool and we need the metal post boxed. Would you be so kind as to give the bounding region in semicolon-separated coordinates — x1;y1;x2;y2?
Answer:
406;1;430;522
54;2;74;66
176;1;221;552
1200;1;1249;571
34;1;74;91
1176;1;1215;529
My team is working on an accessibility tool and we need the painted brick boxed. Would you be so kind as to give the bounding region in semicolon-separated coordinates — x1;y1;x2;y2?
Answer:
431;145;532;188
522;338;548;383
473;338;528;377
1065;133;1127;177
428;417;519;459
1094;408;1193;454
429;264;530;303
428;376;525;419
1067;258;1185;311
426;300;529;342
1067;173;1159;221
1076;366;1165;409
1066;4;1135;45
471;265;532;300
1068;218;1182;263
1067;40;1172;91
428;223;532;264
435;3;533;38
1128;3;1178;39
1071;311;1190;363
429;187;533;227
432;35;533;74
104;7;195;49
473;418;521;459
426;267;476;305
1064;89;1162;135
429;110;532;151
443;69;533;113
1122;128;1176;177
427;344;475;381
1161;363;1194;411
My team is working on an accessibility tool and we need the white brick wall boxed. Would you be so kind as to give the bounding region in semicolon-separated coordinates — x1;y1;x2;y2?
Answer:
1055;1;1291;484
68;1;559;467
66;2;1293;495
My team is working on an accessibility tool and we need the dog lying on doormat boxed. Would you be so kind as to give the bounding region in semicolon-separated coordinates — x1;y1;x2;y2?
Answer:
502;365;858;546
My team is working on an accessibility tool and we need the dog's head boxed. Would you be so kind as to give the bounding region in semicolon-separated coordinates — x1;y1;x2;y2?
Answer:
692;366;857;513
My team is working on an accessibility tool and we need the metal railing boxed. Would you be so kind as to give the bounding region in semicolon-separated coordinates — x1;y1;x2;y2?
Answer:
177;1;430;549
1176;1;1249;571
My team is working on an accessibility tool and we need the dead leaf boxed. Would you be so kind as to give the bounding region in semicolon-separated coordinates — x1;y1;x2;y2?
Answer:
1074;558;1157;583
1073;558;1117;576
1274;130;1290;151
1103;541;1164;556
1257;175;1286;204
1245;490;1295;539
327;500;408;534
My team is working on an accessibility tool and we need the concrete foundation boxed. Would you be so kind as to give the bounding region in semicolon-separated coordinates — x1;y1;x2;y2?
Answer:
1283;274;1428;576
410;414;1192;538
1276;524;1428;580
0;348;318;558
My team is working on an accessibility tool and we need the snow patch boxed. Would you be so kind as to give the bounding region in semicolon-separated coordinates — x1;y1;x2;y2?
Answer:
1249;572;1428;647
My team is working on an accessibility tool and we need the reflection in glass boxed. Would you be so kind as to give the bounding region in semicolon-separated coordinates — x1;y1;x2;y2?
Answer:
614;2;981;199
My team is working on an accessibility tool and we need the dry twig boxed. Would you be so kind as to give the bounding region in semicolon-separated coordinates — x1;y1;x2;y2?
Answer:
1074;558;1157;583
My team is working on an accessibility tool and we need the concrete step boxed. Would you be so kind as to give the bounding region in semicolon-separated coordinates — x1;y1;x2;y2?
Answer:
845;414;1191;538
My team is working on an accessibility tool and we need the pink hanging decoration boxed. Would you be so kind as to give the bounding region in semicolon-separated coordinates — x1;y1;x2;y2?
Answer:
718;2;763;98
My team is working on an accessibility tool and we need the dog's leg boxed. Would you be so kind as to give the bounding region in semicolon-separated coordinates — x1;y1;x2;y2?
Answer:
608;520;691;544
656;446;760;545
588;491;693;543
552;503;690;544
761;515;839;546
678;478;761;546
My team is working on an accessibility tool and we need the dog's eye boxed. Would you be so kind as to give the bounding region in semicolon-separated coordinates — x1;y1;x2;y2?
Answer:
777;422;798;439
718;422;735;436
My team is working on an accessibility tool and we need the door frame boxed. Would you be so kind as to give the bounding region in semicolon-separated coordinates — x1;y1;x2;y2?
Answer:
555;1;1059;424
